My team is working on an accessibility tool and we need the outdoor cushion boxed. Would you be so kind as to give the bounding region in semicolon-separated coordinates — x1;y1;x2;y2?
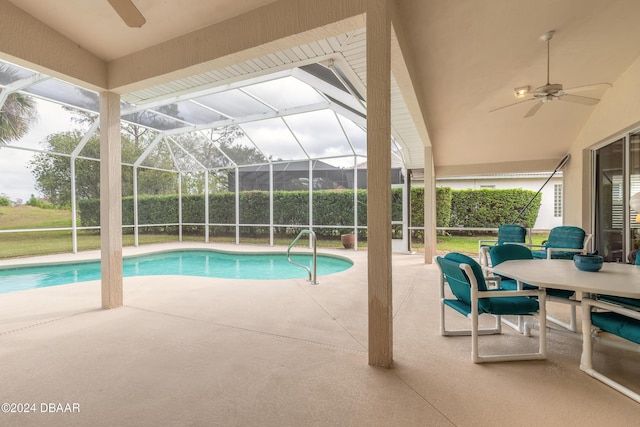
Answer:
444;252;488;291
532;226;586;259
495;225;527;245
591;311;640;345
479;224;527;247
490;244;575;298
438;254;538;315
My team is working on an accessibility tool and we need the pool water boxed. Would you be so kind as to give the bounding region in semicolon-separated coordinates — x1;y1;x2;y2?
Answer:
0;250;353;294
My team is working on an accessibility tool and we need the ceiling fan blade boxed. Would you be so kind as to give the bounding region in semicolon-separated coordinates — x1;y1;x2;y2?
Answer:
523;101;544;118
559;94;600;106
489;97;536;113
108;0;146;28
561;83;612;94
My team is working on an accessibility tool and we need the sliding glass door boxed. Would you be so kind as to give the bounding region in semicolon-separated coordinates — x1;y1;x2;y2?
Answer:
594;132;640;263
630;133;640;262
595;138;624;262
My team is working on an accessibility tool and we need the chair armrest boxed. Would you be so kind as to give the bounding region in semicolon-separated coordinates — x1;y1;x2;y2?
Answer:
584;298;640;321
526;243;546;250
546;247;585;259
477;289;541;298
478;239;498;248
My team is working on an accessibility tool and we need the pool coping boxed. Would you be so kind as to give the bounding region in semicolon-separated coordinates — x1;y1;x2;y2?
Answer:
0;241;360;269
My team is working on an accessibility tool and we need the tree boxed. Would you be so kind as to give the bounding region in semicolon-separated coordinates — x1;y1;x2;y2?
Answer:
28;131;100;206
0;87;38;146
28;104;262;206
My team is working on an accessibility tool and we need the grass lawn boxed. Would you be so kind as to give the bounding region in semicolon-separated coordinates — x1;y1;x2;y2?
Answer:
0;205;72;229
0;206;545;259
436;233;548;255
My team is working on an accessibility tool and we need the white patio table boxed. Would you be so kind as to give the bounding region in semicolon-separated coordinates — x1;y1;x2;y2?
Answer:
491;259;640;402
490;259;640;298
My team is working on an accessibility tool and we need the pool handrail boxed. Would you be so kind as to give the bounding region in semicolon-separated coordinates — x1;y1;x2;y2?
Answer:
287;230;318;285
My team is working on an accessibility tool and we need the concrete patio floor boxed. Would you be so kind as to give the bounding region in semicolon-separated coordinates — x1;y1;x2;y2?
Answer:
0;242;639;426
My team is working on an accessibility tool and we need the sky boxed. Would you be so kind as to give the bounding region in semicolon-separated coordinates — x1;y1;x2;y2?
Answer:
0;99;75;203
0;100;366;205
0;73;369;205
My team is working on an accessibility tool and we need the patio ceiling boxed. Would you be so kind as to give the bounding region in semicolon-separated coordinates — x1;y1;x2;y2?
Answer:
3;0;640;176
0;24;421;172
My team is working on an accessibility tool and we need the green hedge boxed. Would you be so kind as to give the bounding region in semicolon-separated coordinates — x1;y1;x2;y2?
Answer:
449;188;540;228
77;187;539;238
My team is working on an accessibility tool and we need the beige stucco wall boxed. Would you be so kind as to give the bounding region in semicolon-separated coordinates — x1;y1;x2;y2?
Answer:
0;1;106;90
564;55;640;229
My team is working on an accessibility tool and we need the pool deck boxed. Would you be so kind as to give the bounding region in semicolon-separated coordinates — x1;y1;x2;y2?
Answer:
0;242;639;426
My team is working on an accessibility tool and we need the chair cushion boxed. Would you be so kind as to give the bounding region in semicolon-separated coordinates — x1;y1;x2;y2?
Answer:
437;256;477;309
546;226;586;249
500;279;574;298
498;279;537;291
532;226;586;259
444;252;487;291
483;290;539;315
490;243;533;265
489;244;574;297
531;250;548;259
438;254;539;316
592;312;640;345
496;225;527;245
443;299;472;317
546;288;575;298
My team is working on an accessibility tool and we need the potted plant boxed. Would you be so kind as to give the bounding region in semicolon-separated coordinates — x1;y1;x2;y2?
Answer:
341;233;355;249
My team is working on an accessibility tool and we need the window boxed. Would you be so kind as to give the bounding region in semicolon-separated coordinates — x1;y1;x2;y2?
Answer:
554;184;563;217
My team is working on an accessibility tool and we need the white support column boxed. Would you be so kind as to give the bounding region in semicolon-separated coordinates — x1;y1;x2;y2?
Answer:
308;159;313;248
235;167;240;244
133;166;139;247
70;159;78;253
367;0;393;367
205;170;209;243
423;147;436;264
178;172;183;242
354;156;358;250
269;163;274;246
403;170;409;253
99;91;123;309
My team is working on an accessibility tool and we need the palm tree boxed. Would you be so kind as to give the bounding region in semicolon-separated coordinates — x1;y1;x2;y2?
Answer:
0;92;38;145
0;65;38;145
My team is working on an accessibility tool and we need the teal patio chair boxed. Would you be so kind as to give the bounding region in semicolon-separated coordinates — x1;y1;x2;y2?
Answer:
478;224;528;267
581;295;640;403
490;244;578;332
434;252;547;363
530;226;591;259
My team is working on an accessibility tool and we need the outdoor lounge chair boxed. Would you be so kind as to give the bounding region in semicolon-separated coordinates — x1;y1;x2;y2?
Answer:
434;252;547;363
530;226;591;259
478;224;527;267
581;295;640;403
490;244;579;332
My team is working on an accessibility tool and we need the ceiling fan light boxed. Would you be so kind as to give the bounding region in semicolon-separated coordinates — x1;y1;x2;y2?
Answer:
514;86;529;99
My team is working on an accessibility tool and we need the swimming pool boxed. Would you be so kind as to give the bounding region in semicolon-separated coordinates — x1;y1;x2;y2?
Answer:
0;249;353;294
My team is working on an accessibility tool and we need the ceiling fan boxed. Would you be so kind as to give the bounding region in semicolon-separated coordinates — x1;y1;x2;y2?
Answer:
490;30;611;118
107;0;146;28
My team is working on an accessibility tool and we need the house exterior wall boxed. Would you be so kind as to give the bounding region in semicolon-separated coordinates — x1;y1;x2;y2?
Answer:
436;175;563;230
566;54;640;233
